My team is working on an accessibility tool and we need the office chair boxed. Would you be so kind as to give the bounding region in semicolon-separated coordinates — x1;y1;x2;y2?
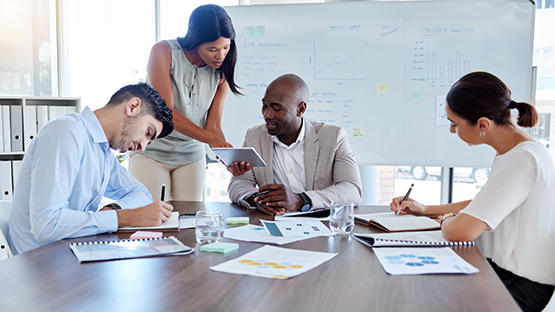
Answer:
0;200;13;260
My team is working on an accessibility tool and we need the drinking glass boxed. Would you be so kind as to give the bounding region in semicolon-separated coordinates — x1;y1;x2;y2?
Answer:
329;203;354;235
195;211;224;244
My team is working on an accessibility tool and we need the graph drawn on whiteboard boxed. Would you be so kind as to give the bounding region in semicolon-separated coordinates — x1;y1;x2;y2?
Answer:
426;40;471;81
312;38;374;81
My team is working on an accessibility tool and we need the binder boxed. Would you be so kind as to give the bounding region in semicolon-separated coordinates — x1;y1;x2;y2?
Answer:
0;106;3;152
24;106;37;151
2;106;10;152
36;105;48;130
352;231;475;247
1;161;12;201
10;105;23;152
48;106;67;121
11;160;22;187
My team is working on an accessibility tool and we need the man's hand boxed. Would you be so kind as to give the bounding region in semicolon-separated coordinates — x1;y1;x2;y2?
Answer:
116;200;174;228
255;184;303;213
226;161;252;176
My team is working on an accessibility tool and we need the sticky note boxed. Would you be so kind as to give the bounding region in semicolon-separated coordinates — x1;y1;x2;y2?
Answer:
130;231;163;239
377;83;387;94
255;26;265;36
411;90;422;101
200;242;239;254
353;127;364;138
244;26;255;37
226;217;249;225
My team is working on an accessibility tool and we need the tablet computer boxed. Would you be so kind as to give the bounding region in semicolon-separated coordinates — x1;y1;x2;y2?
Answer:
211;147;267;167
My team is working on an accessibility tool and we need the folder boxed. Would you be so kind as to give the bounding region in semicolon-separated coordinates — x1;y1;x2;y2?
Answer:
1;161;12;201
48;106;67;121
2;106;10;152
10;105;23;152
11;160;22;187
0;107;4;152
36;105;48;130
24;106;38;151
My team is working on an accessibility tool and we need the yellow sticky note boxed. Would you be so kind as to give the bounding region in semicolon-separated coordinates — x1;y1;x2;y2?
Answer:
353;127;364;138
377;83;387;94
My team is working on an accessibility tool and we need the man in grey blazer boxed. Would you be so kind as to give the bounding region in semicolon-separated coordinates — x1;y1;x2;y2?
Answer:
227;74;362;215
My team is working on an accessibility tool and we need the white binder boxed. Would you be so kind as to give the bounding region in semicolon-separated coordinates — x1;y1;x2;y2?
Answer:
36;105;48;130
2;106;10;152
1;161;12;201
10;105;23;152
24;106;37;151
12;160;22;188
0;106;4;152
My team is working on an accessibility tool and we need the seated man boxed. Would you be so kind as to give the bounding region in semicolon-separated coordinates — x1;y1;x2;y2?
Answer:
227;74;362;215
9;83;174;254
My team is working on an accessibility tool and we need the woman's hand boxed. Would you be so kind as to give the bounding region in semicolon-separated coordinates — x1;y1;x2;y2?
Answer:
208;134;233;148
390;196;427;216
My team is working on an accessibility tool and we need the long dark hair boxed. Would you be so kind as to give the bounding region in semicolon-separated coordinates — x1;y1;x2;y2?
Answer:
177;4;241;96
446;72;537;128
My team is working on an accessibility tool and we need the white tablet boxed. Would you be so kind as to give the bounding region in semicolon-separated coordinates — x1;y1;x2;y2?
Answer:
211;147;267;167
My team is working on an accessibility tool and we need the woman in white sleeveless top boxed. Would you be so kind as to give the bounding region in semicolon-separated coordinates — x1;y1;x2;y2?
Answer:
130;4;241;201
390;72;555;312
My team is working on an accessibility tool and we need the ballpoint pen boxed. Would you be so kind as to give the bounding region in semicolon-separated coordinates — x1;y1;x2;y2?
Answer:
161;184;166;202
396;183;414;215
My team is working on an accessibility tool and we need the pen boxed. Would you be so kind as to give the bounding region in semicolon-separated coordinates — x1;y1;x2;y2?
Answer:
161;184;166;202
397;183;414;215
252;190;270;197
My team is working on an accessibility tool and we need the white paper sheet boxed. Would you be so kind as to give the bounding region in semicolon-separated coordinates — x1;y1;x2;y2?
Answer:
224;224;312;245
210;245;337;279
260;220;332;238
373;247;479;275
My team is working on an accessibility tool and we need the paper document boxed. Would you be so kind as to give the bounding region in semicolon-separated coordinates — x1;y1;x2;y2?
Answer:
210;245;337;279
118;212;179;232
224;224;318;245
373;247;479;275
261;220;332;238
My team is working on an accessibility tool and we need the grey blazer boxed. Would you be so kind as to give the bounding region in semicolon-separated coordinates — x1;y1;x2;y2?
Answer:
228;120;362;209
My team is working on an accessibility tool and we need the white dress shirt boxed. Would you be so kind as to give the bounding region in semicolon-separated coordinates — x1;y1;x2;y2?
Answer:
271;119;307;193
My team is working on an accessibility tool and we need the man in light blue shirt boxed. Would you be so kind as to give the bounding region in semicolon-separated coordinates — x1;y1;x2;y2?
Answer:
9;83;174;254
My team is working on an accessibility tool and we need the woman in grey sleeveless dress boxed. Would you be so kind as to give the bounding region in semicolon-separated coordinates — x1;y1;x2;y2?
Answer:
129;4;241;201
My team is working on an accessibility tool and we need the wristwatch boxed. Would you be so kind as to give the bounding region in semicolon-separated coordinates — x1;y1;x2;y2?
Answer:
439;213;456;226
298;192;312;212
108;203;122;211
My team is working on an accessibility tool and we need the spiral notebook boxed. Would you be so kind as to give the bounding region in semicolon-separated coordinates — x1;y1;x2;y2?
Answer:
352;230;474;247
69;236;193;263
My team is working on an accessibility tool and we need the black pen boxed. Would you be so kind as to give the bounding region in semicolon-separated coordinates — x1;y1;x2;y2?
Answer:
397;183;414;215
252;190;270;197
161;184;166;202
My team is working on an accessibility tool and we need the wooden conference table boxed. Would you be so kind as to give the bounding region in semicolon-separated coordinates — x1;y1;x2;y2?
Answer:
0;202;520;312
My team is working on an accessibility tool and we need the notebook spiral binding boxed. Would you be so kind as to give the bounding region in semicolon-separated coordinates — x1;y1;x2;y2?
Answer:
376;238;475;246
70;236;170;246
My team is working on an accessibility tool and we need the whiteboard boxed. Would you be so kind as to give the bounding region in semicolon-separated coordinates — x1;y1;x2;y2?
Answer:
221;1;535;167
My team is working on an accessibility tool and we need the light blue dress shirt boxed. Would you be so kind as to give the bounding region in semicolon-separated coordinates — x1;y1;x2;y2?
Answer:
9;107;152;254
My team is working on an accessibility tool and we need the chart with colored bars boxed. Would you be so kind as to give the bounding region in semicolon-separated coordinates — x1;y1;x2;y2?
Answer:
210;245;338;279
373;247;479;275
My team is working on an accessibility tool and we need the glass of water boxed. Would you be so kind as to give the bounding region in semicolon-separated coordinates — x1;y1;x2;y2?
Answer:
329;203;354;235
195;211;224;244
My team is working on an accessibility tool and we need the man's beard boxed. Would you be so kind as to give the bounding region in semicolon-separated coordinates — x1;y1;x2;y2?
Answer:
111;115;138;152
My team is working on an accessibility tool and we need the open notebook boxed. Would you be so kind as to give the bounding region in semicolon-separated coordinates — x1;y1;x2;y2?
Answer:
355;212;440;232
352;230;474;247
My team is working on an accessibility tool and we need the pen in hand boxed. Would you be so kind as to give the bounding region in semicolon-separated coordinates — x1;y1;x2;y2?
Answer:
161;184;166;202
396;183;414;215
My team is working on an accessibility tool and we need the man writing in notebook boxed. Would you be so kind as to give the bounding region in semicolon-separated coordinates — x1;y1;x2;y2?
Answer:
227;74;362;215
9;83;174;254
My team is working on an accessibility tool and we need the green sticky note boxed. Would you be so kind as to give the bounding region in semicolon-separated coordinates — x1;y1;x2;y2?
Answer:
200;242;239;254
226;217;249;225
411;90;422;101
244;26;255;37
255;26;265;36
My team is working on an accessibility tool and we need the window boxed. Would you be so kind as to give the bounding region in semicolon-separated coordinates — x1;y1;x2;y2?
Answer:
62;0;154;109
0;0;57;96
535;48;554;78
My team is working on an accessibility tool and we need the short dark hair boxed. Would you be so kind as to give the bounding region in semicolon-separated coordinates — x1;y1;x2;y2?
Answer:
446;72;538;128
176;4;241;96
107;83;174;138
